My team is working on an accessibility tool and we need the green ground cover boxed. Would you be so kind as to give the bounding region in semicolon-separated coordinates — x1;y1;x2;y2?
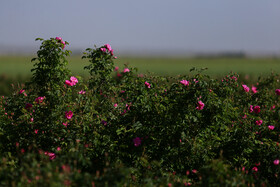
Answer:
1;55;280;78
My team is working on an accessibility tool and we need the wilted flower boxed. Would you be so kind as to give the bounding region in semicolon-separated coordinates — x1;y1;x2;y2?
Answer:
101;120;108;126
65;111;73;119
133;137;141;147
253;106;261;114
25;103;33;110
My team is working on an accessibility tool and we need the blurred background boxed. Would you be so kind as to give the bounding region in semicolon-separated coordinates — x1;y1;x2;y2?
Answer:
1;0;280;94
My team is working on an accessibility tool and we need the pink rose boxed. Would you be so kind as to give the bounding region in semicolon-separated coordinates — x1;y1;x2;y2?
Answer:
65;76;78;86
65;80;73;86
100;48;107;52
48;152;56;160
70;76;78;85
63;122;68;127
35;96;45;104
145;81;151;88
180;80;189;86
253;106;261;114
252;167;258;172
196;101;205;110
19;89;25;94
249;105;254;113
55;37;62;41
276;89;280;95
251;86;258;94
255;120;263;126
78;90;86;94
123;68;130;73
104;44;112;51
114;66;119;71
274;159;280;165
133;137;141;147
268;125;275;130
242;85;250;92
65;111;73;119
110;49;114;56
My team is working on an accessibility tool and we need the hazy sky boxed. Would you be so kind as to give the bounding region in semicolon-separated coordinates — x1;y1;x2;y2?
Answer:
1;0;280;54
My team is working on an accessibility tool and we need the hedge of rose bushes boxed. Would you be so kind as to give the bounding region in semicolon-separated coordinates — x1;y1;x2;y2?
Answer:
0;37;280;186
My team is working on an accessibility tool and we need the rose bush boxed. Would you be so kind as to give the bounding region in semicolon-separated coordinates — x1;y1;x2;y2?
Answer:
0;37;280;186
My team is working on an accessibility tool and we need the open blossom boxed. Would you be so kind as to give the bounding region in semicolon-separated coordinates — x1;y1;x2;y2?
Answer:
65;111;73;119
104;44;112;51
251;86;258;94
48;152;56;160
70;76;78;85
65;76;78;86
276;89;280;95
78;90;86;94
35;96;45;104
255;120;263;126
63;122;68;127
268;125;275;130
123;68;130;73
196;101;205;110
253;105;261;114
242;85;250;92
180;80;189;86
274;159;280;165
100;48;107;52
145;81;151;88
133;137;141;147
55;37;66;49
114;66;119;71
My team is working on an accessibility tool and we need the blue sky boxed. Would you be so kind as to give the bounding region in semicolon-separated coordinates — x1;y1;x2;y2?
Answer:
1;0;280;55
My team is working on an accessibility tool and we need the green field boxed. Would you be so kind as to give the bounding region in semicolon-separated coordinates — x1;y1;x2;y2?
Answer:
0;55;280;78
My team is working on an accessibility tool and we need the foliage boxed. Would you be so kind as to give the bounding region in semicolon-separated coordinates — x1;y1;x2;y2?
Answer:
0;38;280;186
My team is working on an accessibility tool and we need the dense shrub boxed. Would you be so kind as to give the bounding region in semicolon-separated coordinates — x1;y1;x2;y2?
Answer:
0;37;280;186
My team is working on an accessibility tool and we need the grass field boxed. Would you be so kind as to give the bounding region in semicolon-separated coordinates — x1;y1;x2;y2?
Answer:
1;55;280;78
